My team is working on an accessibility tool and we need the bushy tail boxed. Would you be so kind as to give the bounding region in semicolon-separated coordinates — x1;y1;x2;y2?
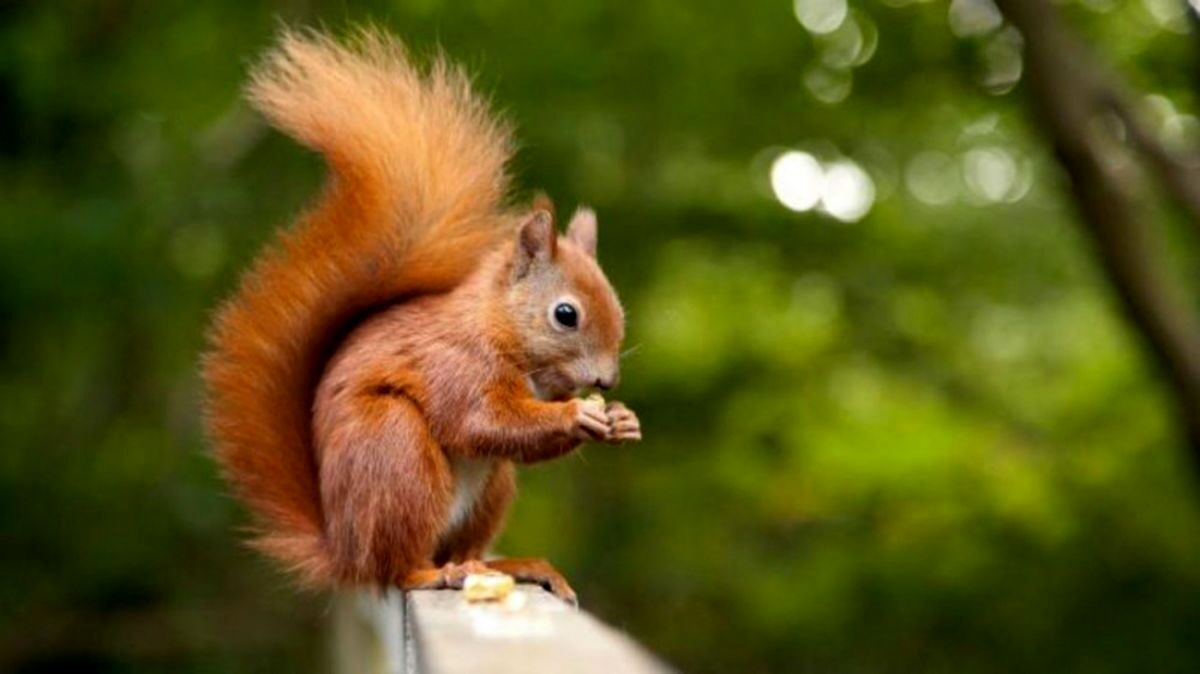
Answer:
202;28;513;586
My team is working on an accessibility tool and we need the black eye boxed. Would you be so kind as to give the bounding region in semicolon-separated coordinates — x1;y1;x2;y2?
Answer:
552;302;579;329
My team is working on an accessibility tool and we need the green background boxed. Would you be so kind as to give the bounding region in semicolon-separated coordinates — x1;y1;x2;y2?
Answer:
3;0;1200;672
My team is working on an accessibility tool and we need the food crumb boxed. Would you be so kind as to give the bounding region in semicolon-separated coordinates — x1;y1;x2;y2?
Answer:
463;571;515;602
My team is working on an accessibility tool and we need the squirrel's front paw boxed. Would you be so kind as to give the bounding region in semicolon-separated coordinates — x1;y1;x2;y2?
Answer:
605;402;642;444
571;398;611;441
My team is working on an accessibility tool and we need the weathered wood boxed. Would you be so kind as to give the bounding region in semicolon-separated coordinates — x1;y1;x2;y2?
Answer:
331;589;408;674
333;587;672;673
405;588;672;674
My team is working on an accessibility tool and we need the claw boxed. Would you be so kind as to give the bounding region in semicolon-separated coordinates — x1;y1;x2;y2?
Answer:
602;401;641;445
440;560;490;587
481;558;579;606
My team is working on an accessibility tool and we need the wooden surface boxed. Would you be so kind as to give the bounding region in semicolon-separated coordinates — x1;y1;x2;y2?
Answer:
403;588;673;674
331;589;408;674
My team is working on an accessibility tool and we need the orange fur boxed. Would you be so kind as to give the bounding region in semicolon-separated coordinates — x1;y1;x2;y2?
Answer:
203;28;638;593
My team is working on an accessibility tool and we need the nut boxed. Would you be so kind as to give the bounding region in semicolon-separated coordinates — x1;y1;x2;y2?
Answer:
462;571;515;602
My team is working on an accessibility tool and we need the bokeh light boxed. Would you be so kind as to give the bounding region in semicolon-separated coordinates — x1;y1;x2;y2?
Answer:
804;65;853;104
771;151;824;212
794;0;849;34
980;27;1024;94
821;160;876;222
906;151;961;205
962;147;1018;203
949;0;1003;38
770;151;876;221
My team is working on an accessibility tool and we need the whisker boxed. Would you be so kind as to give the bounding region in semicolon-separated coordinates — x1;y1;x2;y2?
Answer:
520;366;553;378
619;343;642;360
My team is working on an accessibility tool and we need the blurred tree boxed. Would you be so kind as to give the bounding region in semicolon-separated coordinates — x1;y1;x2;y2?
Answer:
994;0;1200;474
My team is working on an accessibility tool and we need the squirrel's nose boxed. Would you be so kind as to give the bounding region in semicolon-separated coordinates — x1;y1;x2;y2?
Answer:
594;372;618;391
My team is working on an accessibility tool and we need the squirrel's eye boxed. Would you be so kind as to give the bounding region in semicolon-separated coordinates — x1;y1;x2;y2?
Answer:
552;302;579;329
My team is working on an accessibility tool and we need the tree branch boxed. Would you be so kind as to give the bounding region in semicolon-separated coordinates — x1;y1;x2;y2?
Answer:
992;0;1200;467
1101;90;1200;240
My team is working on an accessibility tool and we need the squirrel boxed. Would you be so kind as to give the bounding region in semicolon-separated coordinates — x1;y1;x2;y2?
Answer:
202;29;640;604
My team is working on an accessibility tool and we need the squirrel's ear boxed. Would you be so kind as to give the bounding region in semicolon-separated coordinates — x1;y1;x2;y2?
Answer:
566;207;597;258
513;210;556;280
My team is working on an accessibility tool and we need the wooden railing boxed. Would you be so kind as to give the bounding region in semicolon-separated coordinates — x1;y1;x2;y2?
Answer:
331;587;673;673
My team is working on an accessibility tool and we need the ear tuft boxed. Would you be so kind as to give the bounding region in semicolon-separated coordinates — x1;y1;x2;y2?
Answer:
530;192;556;219
513;210;556;279
566;207;598;258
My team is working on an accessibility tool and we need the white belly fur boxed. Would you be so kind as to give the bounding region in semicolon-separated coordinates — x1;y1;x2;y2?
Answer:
445;456;494;535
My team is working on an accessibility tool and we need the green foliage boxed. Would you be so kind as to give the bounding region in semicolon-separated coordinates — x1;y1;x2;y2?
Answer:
2;0;1199;672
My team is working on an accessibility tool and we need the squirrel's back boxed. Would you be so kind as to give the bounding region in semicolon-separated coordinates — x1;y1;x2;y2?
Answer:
202;28;514;585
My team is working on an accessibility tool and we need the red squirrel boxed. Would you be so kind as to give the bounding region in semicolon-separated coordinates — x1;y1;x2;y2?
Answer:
202;29;640;603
